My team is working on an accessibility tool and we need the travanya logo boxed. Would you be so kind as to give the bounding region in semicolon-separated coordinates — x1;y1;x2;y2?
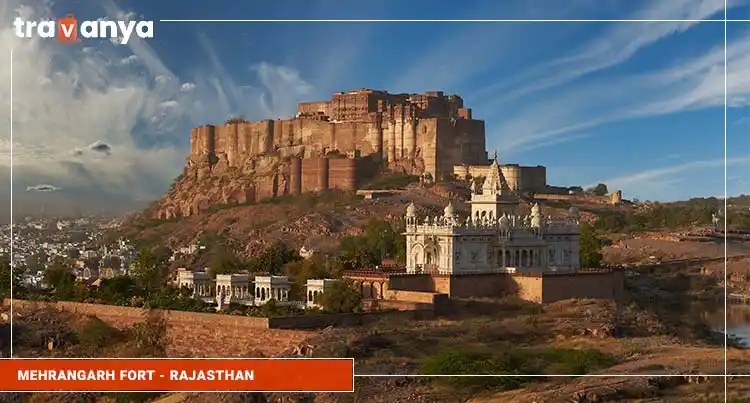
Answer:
13;14;153;45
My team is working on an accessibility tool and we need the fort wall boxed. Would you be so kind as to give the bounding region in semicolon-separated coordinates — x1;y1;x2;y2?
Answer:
188;90;487;181
534;192;623;206
162;90;491;219
452;164;547;193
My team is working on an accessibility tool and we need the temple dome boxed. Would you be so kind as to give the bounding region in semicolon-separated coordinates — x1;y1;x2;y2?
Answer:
568;206;580;219
406;202;417;217
531;202;541;215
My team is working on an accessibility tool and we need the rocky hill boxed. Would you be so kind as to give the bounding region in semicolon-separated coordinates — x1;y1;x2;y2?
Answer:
120;183;529;261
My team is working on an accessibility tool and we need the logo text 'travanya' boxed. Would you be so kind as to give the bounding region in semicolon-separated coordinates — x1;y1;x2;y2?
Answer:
13;15;154;45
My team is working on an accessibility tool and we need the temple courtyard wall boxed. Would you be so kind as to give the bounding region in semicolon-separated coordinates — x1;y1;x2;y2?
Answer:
375;269;625;304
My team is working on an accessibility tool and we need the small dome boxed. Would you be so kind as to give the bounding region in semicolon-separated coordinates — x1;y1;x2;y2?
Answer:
406;202;417;217
443;202;455;216
499;214;510;227
568;206;580;218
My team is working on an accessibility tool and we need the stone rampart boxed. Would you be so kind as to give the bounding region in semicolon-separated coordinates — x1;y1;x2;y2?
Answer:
534;192;623;206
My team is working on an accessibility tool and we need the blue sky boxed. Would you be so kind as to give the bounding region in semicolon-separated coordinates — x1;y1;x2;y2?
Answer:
2;0;750;210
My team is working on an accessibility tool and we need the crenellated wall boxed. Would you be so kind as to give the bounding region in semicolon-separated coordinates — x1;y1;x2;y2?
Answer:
188;90;487;181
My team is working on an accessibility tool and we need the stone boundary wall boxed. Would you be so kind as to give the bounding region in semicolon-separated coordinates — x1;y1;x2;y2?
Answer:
362;299;433;312
268;309;434;329
4;299;310;358
5;297;436;330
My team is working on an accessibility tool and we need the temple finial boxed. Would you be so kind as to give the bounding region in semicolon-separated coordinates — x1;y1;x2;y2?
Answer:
493;149;498;162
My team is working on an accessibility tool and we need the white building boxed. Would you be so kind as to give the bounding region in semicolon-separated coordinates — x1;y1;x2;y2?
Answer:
176;268;214;300
404;156;580;275
254;276;292;305
215;274;253;309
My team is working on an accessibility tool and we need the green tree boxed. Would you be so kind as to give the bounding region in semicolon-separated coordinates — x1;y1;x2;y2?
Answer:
335;219;406;270
319;280;362;313
247;242;300;274
0;256;26;299
579;222;603;268
130;246;171;293
146;285;206;311
207;243;241;276
42;266;77;300
336;235;378;271
592;183;608;196
364;219;407;263
284;255;335;300
98;276;140;305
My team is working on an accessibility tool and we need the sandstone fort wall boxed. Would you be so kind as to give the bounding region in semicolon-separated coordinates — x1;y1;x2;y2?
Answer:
453;164;547;194
162;90;492;218
534;192;623;206
188;91;488;181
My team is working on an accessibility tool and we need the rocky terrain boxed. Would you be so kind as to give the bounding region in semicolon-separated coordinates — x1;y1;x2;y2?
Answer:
4;293;748;403
116;183;593;262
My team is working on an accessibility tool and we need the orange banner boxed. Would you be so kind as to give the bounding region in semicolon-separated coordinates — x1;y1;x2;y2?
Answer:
0;359;354;392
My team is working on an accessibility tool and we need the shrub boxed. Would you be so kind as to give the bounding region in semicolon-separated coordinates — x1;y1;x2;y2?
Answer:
419;349;526;390
76;317;122;349
419;347;617;391
539;348;617;374
319;280;363;314
131;311;168;357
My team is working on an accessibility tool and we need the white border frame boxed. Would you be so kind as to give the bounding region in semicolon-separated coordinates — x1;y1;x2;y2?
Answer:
5;0;741;396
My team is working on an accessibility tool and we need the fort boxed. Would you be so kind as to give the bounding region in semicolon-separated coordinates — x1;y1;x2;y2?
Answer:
188;89;486;179
156;87;622;219
157;89;488;219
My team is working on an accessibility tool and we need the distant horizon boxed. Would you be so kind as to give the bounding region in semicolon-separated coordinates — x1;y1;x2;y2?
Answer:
2;190;749;224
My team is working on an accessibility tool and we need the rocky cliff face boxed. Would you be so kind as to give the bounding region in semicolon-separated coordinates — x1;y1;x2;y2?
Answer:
156;153;288;220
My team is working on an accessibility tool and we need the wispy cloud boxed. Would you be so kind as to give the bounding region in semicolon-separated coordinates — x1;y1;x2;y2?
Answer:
489;28;750;155
472;0;738;104
26;184;60;192
0;0;316;206
589;156;750;196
